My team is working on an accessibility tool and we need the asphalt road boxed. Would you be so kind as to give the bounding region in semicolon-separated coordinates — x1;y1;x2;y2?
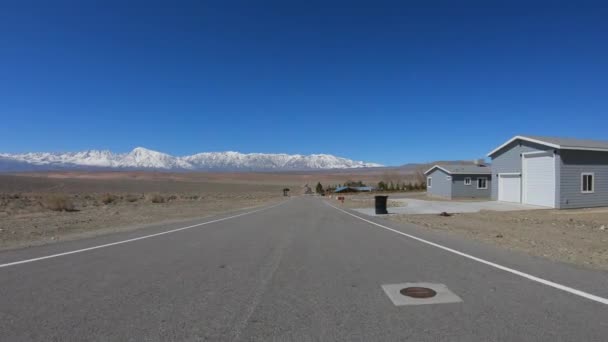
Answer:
1;196;607;341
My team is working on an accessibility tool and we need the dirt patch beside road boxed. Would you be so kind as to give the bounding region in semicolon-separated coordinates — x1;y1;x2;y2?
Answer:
0;193;283;251
0;174;286;251
389;209;608;270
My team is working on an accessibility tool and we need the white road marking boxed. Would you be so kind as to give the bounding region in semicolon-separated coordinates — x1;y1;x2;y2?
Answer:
326;201;608;306
0;201;287;269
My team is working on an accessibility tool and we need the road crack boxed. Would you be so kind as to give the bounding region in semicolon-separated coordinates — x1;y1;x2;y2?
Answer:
229;224;295;342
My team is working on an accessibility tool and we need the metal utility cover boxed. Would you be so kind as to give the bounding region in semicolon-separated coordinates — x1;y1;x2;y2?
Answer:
382;282;463;306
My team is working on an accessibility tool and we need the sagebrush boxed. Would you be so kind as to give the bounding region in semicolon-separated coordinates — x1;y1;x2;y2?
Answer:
101;193;117;205
125;194;139;202
45;194;75;212
150;194;165;203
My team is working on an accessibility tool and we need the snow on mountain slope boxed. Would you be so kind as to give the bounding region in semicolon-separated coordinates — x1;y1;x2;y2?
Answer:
0;148;382;171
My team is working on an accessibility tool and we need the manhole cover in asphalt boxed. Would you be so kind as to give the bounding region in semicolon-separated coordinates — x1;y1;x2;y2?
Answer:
400;287;437;298
382;283;462;306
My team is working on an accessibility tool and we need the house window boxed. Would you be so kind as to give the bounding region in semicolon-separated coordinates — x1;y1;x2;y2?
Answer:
464;177;471;186
477;177;488;189
581;173;594;193
427;177;432;188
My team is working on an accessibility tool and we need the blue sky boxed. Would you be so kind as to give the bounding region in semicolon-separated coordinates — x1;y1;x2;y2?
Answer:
1;1;607;166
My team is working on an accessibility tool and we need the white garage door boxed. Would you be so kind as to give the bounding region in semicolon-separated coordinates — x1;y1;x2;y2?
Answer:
498;174;521;203
522;152;555;208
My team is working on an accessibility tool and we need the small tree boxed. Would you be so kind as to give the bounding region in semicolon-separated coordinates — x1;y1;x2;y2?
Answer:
344;180;365;187
377;181;386;191
315;182;324;194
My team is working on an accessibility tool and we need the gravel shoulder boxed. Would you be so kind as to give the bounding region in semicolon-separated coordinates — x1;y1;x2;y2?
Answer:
388;208;608;271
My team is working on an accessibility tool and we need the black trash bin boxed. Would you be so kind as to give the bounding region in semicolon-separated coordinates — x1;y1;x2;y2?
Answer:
375;196;388;215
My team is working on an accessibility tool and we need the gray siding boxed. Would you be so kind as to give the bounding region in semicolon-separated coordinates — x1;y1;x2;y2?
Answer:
555;152;561;208
426;169;452;198
451;174;491;199
427;169;491;199
559;150;608;209
490;140;553;201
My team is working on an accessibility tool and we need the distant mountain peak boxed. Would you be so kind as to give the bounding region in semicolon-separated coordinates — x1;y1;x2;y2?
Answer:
0;148;383;172
131;146;150;152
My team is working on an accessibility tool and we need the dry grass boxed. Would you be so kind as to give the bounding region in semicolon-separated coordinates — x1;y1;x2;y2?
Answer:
0;173;284;250
389;208;608;270
44;194;75;212
0;169;421;190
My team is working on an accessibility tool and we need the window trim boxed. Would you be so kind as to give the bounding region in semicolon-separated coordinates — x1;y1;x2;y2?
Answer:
464;177;471;186
581;172;595;194
477;177;488;189
427;177;432;188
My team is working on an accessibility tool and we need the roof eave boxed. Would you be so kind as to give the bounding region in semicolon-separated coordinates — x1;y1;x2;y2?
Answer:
424;165;452;175
452;172;492;176
425;165;492;175
450;172;492;175
487;135;561;157
560;146;608;152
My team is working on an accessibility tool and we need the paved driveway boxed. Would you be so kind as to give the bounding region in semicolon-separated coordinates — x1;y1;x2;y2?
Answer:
354;198;545;216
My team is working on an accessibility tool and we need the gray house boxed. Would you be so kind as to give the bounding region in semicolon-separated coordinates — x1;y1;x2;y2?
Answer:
424;165;492;199
488;135;608;209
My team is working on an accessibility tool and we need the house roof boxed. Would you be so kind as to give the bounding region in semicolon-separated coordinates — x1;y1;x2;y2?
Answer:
424;164;491;175
334;186;374;192
488;135;608;157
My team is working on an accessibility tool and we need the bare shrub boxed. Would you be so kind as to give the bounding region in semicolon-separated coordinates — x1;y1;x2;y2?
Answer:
167;195;178;201
125;194;138;203
7;199;28;211
150;194;165;203
45;194;75;212
100;193;117;205
413;167;427;187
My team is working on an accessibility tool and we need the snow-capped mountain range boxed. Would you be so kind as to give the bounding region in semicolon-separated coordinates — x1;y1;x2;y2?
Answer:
0;147;383;171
